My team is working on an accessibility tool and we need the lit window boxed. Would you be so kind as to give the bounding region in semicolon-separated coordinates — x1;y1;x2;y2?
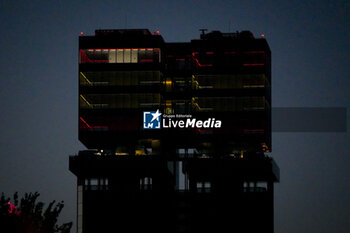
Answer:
131;49;138;63
124;49;131;63
84;178;109;191
117;49;123;63
109;49;116;63
79;48;160;64
243;181;267;192
140;177;152;191
196;181;211;193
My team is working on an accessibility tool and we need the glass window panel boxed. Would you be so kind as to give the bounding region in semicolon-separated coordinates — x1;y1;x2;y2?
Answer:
86;50;95;61
154;49;160;62
109;49;116;63
204;182;211;188
94;50;102;62
80;50;92;63
138;49;146;62
101;50;109;62
91;178;98;185
124;49;131;63
117;50;123;63
131;49;138;63
145;49;153;60
124;72;131;86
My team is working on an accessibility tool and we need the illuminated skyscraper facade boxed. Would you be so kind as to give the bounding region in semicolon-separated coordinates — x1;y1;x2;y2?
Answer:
70;29;279;233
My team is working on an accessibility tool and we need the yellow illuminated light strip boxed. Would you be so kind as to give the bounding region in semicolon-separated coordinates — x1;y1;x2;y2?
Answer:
80;95;92;107
80;72;92;85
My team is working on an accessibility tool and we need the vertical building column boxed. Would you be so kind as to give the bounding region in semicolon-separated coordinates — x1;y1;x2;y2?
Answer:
268;180;274;233
77;182;83;233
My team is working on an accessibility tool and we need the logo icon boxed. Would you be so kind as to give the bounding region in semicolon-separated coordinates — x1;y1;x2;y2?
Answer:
143;110;162;129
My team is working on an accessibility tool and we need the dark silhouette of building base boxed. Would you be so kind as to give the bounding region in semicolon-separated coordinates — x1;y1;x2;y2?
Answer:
70;155;278;233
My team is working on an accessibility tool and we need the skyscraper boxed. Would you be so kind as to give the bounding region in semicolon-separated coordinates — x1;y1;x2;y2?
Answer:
70;29;279;233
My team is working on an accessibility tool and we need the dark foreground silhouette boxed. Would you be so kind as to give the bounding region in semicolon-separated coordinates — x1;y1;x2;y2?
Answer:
0;192;72;233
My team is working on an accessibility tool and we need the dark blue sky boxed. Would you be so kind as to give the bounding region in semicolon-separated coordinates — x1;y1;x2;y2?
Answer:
0;1;349;232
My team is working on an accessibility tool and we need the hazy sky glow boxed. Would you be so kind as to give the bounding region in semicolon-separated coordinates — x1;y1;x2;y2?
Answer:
0;1;349;233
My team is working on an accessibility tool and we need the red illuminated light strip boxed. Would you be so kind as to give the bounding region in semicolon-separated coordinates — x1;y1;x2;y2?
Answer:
79;117;108;129
80;50;106;63
80;50;93;63
140;59;154;62
80;117;92;128
192;52;213;67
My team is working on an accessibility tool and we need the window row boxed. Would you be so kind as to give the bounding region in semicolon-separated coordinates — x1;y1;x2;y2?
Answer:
243;181;268;192
140;177;153;191
79;93;161;109
192;51;267;67
79;48;161;64
195;74;269;89
195;96;268;112
79;115;139;131
79;71;161;86
79;95;267;111
196;181;211;193
84;178;109;190
81;177;153;191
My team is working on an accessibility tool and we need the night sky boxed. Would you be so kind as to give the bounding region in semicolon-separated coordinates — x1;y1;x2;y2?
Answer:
1;1;349;232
